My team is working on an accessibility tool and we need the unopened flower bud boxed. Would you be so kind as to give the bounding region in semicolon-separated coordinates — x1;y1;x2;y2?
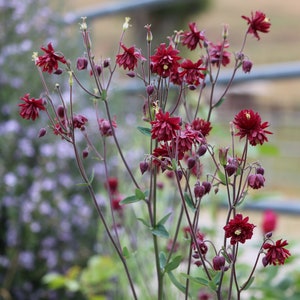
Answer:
126;71;135;78
202;181;211;194
256;166;265;175
95;64;102;76
188;85;197;91
82;148;89;159
76;57;88;70
146;84;154;96
222;24;229;39
176;169;183;181
54;68;63;75
103;58;110;68
187;157;196;169
225;163;237;177
57;105;65;119
219;147;229;167
197;144;207;157
139;161;149;174
144;24;153;42
194;183;205;198
38;128;47;138
265;231;273;239
242;59;253;73
213;255;226;271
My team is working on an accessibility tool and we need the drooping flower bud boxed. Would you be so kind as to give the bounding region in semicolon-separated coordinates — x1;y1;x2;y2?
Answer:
38;128;47;138
82;148;89;159
187;157;196;169
76;57;88;70
242;59;253;73
194;183;205;198
202;181;211;194
197;144;207;157
57;105;65;119
213;255;226;271
139;161;149;174
256;166;265;175
146;84;154;96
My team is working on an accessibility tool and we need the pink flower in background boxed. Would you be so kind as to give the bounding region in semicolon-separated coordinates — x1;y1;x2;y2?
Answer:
262;210;277;234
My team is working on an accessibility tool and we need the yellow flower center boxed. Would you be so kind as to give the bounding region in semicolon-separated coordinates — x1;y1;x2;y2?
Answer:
245;112;251;120
163;65;169;70
235;228;242;235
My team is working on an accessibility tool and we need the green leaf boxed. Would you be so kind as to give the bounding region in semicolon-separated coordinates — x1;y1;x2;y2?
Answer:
217;170;227;185
137;126;151;136
151;224;169;238
214;97;226;108
42;273;66;289
137;217;150;228
181;273;209;286
241;276;255;291
159;252;167;270
135;188;146;200
122;246;131;259
120;195;139;204
157;212;172;226
165;255;182;272
184;192;196;212
101;89;107;101
168;271;187;294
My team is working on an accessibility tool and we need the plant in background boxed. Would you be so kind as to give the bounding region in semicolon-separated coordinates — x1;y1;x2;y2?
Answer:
18;9;291;300
0;2;101;299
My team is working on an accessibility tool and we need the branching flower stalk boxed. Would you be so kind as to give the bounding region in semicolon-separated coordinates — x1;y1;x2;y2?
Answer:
18;10;292;300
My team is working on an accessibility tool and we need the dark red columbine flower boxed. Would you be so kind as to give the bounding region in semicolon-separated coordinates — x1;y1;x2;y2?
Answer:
262;210;277;235
150;109;181;142
174;126;203;153
208;41;231;67
116;43;145;71
262;239;291;266
19;93;46;121
191;118;212;137
150;43;181;78
242;11;271;40
182;22;205;50
233;109;272;146
98;117;117;137
72;114;88;130
248;173;265;189
179;59;206;86
36;42;67;74
224;214;255;245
